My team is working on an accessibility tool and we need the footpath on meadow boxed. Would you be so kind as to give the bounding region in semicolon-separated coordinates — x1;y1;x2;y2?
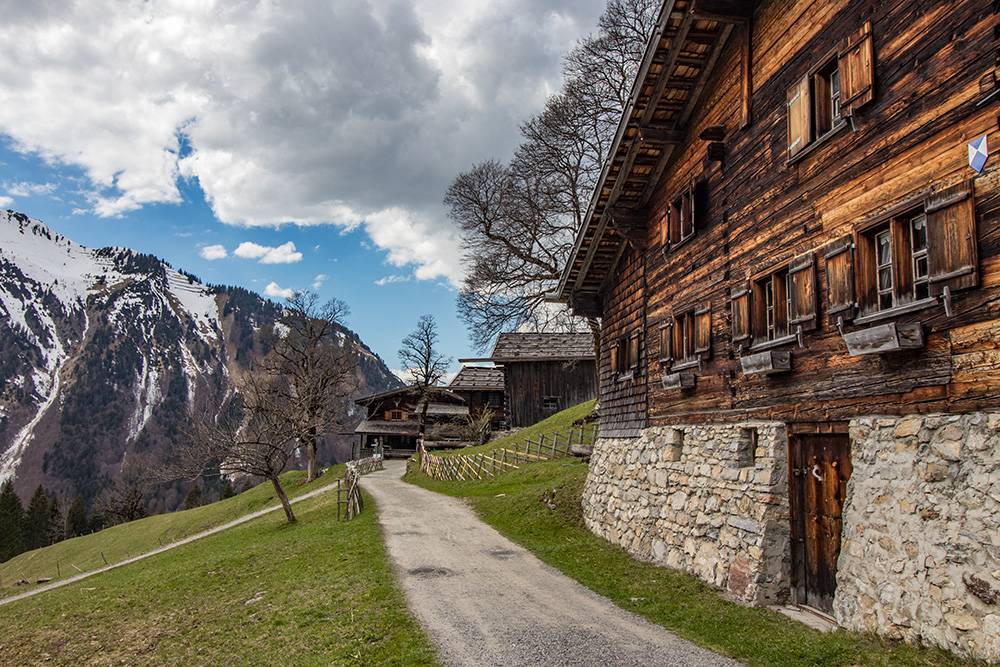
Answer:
0;478;344;607
361;460;745;667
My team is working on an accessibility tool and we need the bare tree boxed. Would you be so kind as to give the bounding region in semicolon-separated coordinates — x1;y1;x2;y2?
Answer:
398;315;452;442
173;367;301;522
261;291;357;482
447;0;659;353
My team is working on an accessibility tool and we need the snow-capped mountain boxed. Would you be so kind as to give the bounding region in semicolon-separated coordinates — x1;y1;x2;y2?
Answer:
0;210;402;512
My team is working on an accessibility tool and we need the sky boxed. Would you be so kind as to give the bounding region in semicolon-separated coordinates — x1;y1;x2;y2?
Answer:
0;0;608;379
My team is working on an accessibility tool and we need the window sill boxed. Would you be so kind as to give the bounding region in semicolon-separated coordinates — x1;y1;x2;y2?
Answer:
748;332;799;353
786;119;850;166
854;297;937;326
616;372;634;383
671;358;701;372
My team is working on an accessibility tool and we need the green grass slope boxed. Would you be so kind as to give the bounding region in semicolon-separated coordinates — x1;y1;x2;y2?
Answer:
406;406;986;667
0;472;440;667
428;399;596;458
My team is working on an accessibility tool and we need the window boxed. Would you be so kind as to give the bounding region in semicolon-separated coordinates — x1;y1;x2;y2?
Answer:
787;21;873;159
732;253;817;350
388;410;404;421
610;333;638;380
826;181;978;324
659;181;708;253
663;302;711;369
542;396;560;412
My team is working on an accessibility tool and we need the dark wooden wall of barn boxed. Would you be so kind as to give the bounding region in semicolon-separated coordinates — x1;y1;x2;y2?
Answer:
604;0;1000;427
504;360;598;428
598;242;648;437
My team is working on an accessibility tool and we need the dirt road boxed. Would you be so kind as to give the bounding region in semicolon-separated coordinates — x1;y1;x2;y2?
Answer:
360;461;745;667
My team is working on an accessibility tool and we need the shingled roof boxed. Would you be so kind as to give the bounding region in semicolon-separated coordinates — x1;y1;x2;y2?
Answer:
449;366;505;390
487;332;595;363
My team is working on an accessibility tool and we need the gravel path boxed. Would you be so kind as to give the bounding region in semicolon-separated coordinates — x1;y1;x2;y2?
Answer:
360;460;745;667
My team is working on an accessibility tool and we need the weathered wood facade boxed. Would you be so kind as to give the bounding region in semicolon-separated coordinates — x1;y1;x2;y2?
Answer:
353;386;468;458
461;333;598;428
448;366;507;430
556;1;1000;660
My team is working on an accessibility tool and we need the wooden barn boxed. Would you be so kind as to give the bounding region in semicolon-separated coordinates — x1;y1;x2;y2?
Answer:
447;365;507;430
462;332;597;428
353;386;468;459
554;0;1000;660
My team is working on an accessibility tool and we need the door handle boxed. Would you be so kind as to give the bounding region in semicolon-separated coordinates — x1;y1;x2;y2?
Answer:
812;464;823;481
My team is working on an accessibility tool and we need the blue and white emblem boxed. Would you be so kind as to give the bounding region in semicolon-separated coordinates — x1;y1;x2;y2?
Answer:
969;134;989;173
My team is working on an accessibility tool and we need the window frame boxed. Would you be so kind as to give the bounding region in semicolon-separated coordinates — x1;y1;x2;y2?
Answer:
734;252;818;353
787;22;873;162
666;301;712;371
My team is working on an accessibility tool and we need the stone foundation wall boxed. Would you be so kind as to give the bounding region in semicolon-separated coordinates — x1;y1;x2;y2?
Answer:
582;422;791;605
836;413;1000;663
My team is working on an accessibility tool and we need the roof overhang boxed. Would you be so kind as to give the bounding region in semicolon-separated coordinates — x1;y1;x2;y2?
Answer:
554;0;750;309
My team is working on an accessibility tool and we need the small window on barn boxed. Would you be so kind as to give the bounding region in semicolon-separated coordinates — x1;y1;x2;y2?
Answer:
388;410;405;421
669;302;711;370
848;182;977;323
611;334;635;381
542;396;560;413
732;252;817;352
661;181;708;254
787;21;873;160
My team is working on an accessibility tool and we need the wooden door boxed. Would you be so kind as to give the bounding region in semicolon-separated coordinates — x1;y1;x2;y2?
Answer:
789;431;852;615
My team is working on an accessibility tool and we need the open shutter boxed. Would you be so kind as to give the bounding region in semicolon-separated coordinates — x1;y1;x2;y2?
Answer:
609;340;620;376
787;252;818;331
824;236;856;324
926;180;978;295
629;332;640;370
694;301;712;356
730;282;751;345
659;320;674;362
839;21;874;114
787;75;811;157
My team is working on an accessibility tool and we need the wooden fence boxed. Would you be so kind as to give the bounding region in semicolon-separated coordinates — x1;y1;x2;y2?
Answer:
419;424;598;482
338;455;383;521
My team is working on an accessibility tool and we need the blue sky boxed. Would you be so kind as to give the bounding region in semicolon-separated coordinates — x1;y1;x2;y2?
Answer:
0;0;607;376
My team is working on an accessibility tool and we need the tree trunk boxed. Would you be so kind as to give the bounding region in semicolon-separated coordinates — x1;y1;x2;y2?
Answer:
270;476;296;523
305;425;319;483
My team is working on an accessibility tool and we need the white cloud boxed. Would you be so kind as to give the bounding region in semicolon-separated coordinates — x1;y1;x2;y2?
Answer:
5;181;57;197
375;274;410;286
311;274;328;290
199;244;228;260
263;281;295;300
234;241;303;264
0;0;605;280
0;196;12;208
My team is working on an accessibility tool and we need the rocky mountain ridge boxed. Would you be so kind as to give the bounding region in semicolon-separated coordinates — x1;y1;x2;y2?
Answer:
0;210;402;513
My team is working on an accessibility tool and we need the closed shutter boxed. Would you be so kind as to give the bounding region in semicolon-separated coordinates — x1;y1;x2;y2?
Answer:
730;282;751;344
926;181;978;295
824;236;856;324
694;301;712;356
839;21;874;114
787;75;810;157
787;252;818;331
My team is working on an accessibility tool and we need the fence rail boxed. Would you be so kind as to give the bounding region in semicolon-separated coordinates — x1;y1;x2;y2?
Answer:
419;424;598;482
338;455;383;520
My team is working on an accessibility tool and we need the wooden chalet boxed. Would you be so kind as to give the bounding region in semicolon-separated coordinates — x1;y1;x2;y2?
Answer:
353;385;468;459
555;0;1000;660
462;332;597;428
447;365;507;430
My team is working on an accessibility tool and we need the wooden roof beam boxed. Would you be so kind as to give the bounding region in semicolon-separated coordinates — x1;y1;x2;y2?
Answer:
689;0;754;22
639;126;685;147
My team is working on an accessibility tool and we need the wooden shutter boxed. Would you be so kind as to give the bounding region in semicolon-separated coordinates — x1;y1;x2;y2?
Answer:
787;75;811;157
839;21;874;114
609;340;620;376
824;236;856;324
659;320;674;362
730;282;751;344
629;332;640;370
926;181;978;295
787;252;818;331
694;301;712;356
